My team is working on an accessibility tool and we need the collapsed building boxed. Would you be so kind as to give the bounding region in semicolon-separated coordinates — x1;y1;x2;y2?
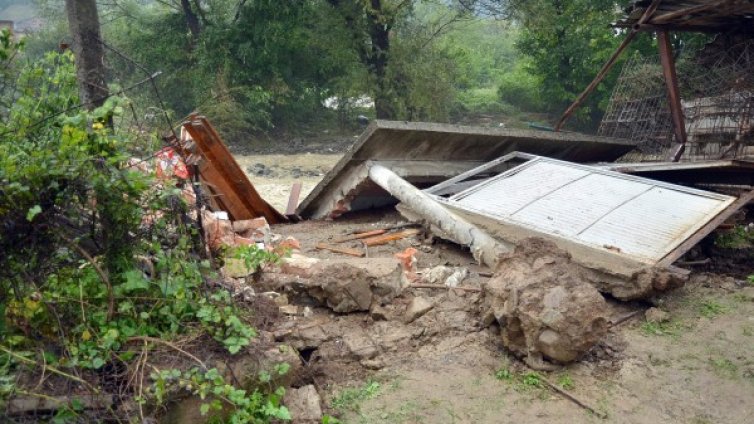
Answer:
143;2;754;420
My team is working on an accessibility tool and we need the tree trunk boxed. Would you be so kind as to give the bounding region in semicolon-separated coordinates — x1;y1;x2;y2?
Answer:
64;0;108;109
181;0;202;41
365;0;393;119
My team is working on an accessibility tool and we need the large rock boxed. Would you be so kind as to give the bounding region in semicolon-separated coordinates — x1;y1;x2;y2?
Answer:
403;296;434;323
282;258;404;313
283;385;323;423
483;238;609;370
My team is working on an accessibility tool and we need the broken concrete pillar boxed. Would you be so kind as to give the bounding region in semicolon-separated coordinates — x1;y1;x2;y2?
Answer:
483;238;609;370
367;162;508;268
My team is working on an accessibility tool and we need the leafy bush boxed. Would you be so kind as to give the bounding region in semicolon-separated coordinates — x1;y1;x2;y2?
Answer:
0;34;287;422
497;65;545;113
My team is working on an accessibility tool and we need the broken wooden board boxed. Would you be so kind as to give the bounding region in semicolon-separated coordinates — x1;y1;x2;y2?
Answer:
315;242;365;257
331;229;387;243
362;228;421;247
181;115;286;224
296;120;636;219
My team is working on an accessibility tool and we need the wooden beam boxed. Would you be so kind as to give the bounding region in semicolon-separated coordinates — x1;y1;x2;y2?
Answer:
315;242;365;257
285;182;303;221
362;228;421;247
657;30;688;162
182;116;286;223
331;229;387;244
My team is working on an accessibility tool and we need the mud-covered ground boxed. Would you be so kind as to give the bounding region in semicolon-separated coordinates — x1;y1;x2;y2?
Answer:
235;150;754;424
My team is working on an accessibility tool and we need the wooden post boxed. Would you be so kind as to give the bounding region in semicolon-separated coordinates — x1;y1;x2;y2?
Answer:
657;30;688;162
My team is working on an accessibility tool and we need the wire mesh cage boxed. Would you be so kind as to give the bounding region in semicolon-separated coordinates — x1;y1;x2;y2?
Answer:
599;37;754;162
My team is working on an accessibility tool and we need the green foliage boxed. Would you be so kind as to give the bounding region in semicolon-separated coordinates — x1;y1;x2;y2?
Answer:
715;225;754;248
709;357;738;379
494;367;513;381
513;0;637;127
231;244;282;273
497;63;545;113
150;366;291;423
557;373;574;390
640;320;684;337
698;300;727;318
0;47;282;422
521;371;543;388
331;380;381;412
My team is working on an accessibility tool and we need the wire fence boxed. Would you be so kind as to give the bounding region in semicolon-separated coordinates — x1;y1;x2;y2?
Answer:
599;37;754;162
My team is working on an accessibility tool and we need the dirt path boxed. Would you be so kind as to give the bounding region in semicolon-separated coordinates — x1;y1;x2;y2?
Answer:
336;280;754;424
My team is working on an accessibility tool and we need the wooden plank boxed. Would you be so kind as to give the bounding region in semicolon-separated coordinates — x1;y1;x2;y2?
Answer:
182;116;286;224
362;228;421;247
194;120;282;221
331;229;387;244
286;182;303;219
657;188;754;267
315;242;365;257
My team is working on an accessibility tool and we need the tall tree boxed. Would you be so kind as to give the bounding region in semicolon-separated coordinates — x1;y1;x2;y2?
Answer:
325;0;404;119
64;0;108;109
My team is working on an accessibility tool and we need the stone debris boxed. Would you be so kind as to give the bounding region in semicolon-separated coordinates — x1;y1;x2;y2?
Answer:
645;307;670;323
283;385;323;423
483;238;609;370
404;296;434;323
269;257;404;313
444;268;469;288
221;258;255;278
420;265;469;288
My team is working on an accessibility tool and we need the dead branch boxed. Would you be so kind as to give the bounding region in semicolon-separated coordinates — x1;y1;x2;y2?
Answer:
540;376;608;420
127;336;207;371
409;283;482;292
60;234;114;320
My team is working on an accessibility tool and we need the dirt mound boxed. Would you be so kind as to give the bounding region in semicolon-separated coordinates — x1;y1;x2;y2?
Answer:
483;238;609;370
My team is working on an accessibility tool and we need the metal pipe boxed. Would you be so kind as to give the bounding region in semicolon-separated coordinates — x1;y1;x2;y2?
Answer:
657;30;688;162
554;0;663;131
367;162;509;268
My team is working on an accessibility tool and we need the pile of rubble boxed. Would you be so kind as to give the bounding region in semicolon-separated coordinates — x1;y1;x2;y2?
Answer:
151;116;753;421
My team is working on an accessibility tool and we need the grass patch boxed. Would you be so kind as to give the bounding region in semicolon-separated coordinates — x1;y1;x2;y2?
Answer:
640;320;684;337
709;357;738;379
699;300;728;318
331;380;382;412
494;367;545;393
495;368;513;381
557;373;575;390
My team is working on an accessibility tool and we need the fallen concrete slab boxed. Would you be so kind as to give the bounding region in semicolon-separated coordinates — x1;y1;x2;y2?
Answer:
428;154;738;272
397;153;752;299
297;120;636;219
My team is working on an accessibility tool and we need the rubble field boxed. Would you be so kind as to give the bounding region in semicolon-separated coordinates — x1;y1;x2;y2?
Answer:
228;147;754;423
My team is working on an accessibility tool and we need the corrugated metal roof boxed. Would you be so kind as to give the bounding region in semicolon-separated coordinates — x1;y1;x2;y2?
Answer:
448;157;736;264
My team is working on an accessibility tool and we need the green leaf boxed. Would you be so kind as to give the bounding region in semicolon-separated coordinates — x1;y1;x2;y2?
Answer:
26;205;41;221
